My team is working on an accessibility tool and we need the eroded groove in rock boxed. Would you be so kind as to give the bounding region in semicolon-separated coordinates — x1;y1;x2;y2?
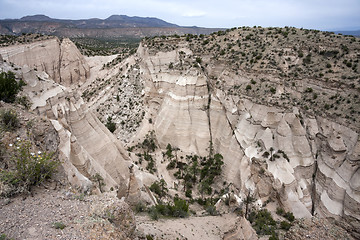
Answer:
0;37;89;86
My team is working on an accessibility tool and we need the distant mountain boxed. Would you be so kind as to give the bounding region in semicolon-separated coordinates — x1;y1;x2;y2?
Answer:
0;15;220;39
105;15;178;28
20;14;53;21
333;30;360;37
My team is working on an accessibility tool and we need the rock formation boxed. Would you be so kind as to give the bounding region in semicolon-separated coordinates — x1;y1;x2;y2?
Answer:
223;217;258;240
130;31;360;237
124;166;141;205
1;59;132;193
0;37;89;86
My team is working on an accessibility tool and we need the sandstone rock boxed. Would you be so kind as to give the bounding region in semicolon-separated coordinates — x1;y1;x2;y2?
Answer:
276;117;291;137
223;217;258;240
349;139;360;161
18;61;132;193
261;112;281;128
59;38;90;86
0;37;89;86
124;167;141;206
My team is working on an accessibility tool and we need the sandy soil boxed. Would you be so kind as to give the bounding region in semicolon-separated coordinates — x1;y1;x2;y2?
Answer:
136;213;238;240
0;185;90;240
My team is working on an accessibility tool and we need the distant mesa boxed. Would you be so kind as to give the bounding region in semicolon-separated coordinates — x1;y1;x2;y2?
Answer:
334;29;360;37
0;14;221;38
104;14;179;27
4;14;179;28
20;14;53;21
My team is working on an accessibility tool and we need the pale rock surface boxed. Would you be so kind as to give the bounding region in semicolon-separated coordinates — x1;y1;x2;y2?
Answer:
18;64;132;193
124;167;142;206
223;217;258;240
0;37;89;86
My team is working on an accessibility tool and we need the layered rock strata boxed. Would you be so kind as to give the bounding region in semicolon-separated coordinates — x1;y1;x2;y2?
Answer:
19;65;131;193
135;41;360;235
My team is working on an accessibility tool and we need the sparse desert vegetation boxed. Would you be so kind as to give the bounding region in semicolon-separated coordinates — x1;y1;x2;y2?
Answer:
142;27;360;130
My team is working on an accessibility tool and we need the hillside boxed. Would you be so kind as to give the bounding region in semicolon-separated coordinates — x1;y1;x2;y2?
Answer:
0;26;359;239
141;27;359;130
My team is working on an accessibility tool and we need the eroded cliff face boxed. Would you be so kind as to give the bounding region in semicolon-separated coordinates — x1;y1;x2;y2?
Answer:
7;62;131;193
133;35;360;236
0;37;89;86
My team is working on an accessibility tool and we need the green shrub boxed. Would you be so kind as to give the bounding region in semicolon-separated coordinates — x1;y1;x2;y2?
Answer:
249;209;276;236
146;235;154;240
0;233;12;240
0;109;19;131
172;197;189;218
305;87;313;93
276;207;295;222
185;189;192;198
141;131;157;152
165;143;173;159
199;179;213;195
206;205;218;216
91;173;105;193
0;71;25;103
135;202;147;213
149;179;168;199
280;220;291;230
53;222;66;230
166;160;176;170
303;54;311;64
105;116;116;133
16;96;31;109
147;197;189;220
148;207;159;220
269;233;279;240
298;51;304;58
0;139;59;196
284;211;295;222
276;207;285;216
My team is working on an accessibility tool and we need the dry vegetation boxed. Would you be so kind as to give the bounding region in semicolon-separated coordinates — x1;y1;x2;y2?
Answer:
73;37;139;56
0;33;54;47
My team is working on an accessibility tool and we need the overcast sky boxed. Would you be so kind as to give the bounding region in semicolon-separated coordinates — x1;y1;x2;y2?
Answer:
0;0;359;30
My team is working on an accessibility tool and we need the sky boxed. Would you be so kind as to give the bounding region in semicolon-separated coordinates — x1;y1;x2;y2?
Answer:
0;0;359;30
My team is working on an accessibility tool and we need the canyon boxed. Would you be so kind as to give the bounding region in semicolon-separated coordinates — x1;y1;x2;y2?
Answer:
0;27;359;239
